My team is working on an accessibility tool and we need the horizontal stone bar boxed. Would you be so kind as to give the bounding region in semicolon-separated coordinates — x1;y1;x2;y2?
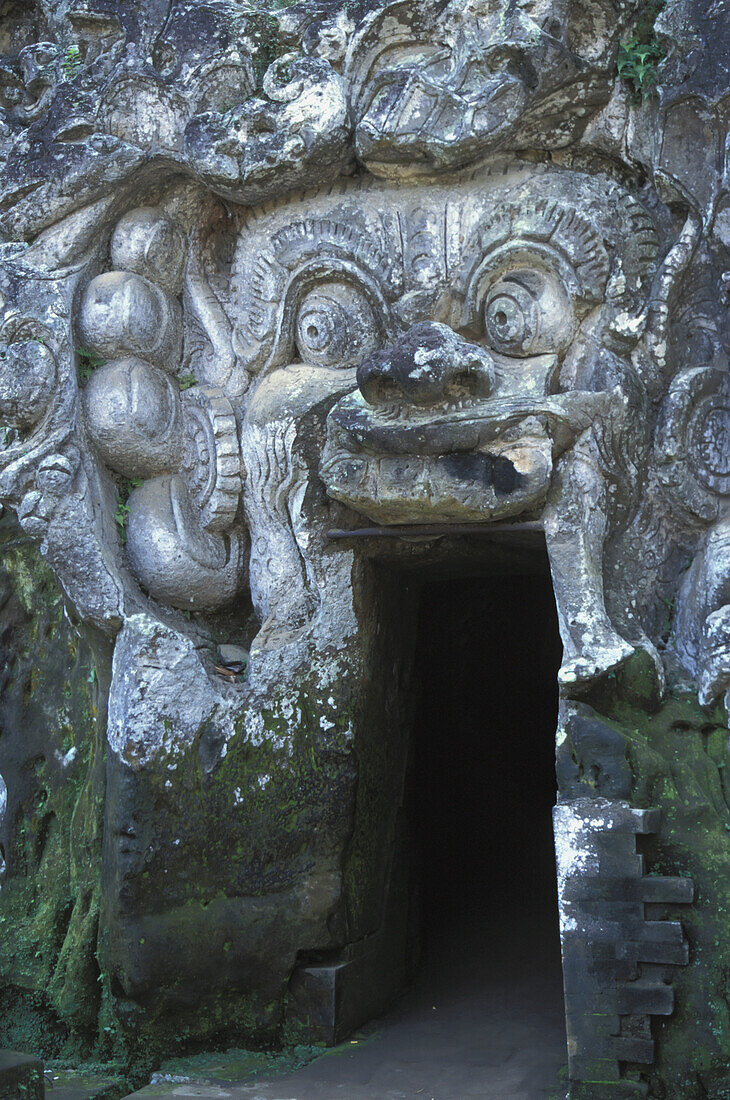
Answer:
617;980;674;1016
608;1035;655;1063
640;876;694;904
616;940;689;966
563;876;694;905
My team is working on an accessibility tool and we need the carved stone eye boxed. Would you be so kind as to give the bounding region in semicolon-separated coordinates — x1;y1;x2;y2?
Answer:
295;283;380;368
484;283;538;355
483;269;574;357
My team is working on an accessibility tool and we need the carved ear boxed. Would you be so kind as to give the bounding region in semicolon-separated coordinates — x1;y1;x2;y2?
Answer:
240;413;319;652
644;213;702;378
184;195;249;399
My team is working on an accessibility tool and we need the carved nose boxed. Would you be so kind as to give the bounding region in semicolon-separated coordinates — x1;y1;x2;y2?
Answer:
357;321;494;408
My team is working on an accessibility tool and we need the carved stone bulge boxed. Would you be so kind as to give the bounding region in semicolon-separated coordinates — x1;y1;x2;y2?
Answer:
79;207;245;610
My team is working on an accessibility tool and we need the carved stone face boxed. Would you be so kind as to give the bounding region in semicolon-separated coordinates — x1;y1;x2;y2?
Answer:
234;168;656;526
6;0;730;1082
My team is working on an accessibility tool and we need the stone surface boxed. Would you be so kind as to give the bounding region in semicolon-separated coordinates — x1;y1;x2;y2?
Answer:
124;911;567;1099
44;1067;127;1100
3;0;730;1097
0;1050;44;1100
553;798;692;1087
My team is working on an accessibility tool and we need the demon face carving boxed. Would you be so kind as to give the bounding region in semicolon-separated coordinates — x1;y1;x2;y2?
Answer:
0;164;715;697
232;167;659;688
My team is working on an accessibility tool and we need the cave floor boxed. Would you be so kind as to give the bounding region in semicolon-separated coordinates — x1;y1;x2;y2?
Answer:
128;911;568;1100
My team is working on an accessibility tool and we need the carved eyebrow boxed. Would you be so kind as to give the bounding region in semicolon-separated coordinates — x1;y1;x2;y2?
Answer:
233;212;400;375
469;199;611;301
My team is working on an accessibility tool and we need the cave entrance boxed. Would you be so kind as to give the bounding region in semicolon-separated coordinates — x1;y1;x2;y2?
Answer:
283;552;568;1094
409;568;563;975
395;564;568;1092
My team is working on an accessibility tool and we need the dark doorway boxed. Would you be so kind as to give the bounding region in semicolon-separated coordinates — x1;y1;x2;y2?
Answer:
267;566;568;1097
410;572;564;975
376;569;568;1096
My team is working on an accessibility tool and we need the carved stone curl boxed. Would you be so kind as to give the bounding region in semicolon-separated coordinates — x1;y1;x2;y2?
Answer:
78;204;246;610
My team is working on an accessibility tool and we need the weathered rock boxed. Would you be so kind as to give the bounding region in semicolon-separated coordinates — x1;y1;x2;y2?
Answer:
3;0;730;1096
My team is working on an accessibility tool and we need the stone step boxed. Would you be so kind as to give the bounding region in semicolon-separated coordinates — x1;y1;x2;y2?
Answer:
0;1049;44;1100
43;1067;127;1100
617;978;675;1016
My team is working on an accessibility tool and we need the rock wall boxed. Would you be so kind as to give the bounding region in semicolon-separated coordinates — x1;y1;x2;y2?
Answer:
3;0;730;1095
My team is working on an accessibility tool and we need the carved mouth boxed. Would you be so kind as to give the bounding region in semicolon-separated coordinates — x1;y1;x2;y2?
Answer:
326;390;592;456
321;397;553;523
321;388;610;524
321;435;554;524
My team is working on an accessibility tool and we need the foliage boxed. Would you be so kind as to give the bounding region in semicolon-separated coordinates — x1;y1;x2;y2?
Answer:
617;36;663;94
113;497;130;542
177;373;198;390
77;346;104;384
114;479;143;544
617;1;666;96
61;45;82;80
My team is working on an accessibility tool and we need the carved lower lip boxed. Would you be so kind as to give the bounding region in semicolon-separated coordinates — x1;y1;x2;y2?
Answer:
321;450;527;496
319;450;552;528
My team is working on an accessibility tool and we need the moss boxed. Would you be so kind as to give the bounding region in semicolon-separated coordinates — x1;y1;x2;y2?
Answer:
90;670;361;1074
94;982;273;1087
2;526;413;1076
0;513;111;1059
153;1043;323;1084
44;1062;127;1100
341;568;418;941
590;674;730;1096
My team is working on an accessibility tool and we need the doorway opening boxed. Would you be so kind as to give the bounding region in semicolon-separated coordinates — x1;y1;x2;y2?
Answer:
390;567;568;1094
280;558;568;1097
408;570;563;975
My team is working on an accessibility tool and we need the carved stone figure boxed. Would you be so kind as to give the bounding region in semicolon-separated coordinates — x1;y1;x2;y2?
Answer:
3;1;730;1097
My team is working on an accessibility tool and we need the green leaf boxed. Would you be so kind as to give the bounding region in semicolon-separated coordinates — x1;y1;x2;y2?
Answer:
77;345;105;383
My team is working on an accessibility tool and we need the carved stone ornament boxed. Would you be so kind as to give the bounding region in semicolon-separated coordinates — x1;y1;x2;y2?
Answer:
4;1;730;1096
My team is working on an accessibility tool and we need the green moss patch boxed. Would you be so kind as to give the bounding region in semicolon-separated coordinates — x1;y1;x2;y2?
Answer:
591;675;730;1097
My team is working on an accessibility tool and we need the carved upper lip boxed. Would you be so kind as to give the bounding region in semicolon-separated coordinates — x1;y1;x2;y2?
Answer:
326;389;604;458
